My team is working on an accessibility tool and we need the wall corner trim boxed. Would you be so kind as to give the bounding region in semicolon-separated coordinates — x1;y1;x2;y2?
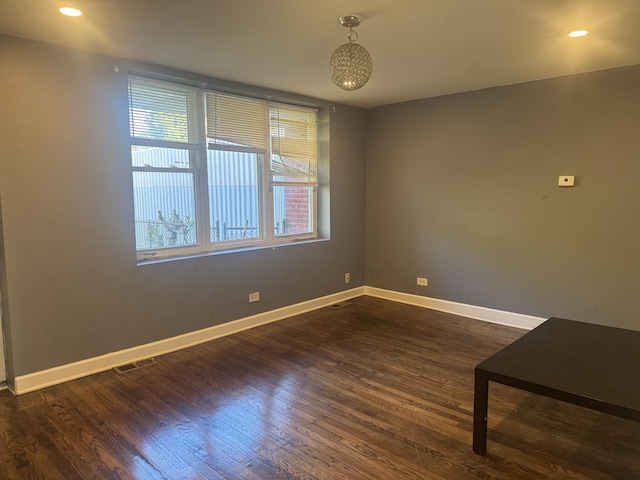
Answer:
12;286;545;395
364;286;546;330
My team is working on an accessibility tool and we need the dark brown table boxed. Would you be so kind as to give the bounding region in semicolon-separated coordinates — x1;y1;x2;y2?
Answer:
473;317;640;454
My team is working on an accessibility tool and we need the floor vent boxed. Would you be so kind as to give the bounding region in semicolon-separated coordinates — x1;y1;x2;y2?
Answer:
113;358;156;374
329;301;352;310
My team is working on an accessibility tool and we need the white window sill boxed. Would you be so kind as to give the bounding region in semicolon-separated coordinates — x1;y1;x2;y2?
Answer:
136;237;329;266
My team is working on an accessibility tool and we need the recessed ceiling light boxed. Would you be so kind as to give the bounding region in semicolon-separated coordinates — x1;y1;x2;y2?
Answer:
59;7;82;17
568;30;589;38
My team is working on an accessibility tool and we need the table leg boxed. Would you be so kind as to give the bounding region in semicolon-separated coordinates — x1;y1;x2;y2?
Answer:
473;370;489;455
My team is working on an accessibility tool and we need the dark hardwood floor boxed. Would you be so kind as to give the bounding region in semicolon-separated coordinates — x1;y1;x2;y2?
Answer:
0;296;638;479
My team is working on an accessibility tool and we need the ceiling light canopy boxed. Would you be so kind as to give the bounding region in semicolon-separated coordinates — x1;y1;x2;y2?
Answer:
59;7;82;17
329;15;373;91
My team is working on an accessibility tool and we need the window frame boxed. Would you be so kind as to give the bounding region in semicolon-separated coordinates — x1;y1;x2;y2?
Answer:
128;74;321;262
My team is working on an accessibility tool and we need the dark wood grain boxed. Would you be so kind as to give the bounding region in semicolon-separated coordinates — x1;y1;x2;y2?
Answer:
0;296;638;479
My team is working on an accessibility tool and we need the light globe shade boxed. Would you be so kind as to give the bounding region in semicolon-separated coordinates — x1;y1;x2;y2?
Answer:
329;42;373;91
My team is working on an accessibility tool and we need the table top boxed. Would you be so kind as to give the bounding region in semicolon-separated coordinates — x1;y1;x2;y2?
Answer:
476;317;640;413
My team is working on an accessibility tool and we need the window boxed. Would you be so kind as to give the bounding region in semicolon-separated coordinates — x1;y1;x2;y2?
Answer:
128;75;319;260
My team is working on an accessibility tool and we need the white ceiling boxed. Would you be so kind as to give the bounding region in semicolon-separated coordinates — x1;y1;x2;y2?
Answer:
2;0;640;109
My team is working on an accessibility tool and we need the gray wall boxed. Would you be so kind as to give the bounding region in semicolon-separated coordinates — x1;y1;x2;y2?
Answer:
0;35;367;382
3;32;640;384
366;65;640;330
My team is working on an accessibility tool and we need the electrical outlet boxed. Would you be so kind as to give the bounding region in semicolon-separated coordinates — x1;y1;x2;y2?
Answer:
417;277;428;287
344;272;350;284
558;175;575;187
249;292;260;303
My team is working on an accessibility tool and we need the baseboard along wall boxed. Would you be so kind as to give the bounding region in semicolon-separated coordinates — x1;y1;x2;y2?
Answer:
12;287;545;395
364;287;545;330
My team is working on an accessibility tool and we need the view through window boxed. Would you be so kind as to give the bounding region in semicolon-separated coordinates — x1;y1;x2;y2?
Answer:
128;76;319;259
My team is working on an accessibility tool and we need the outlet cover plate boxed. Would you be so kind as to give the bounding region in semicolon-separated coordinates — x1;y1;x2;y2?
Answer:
558;175;575;187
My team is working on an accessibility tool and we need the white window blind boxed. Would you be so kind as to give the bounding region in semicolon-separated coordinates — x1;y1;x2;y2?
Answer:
128;77;199;144
205;92;268;153
270;103;318;185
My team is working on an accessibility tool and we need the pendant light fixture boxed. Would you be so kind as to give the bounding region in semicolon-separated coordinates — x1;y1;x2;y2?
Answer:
329;15;373;91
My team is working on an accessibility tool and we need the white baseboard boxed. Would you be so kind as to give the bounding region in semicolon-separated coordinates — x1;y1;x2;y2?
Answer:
12;287;366;395
364;286;545;330
12;286;545;394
